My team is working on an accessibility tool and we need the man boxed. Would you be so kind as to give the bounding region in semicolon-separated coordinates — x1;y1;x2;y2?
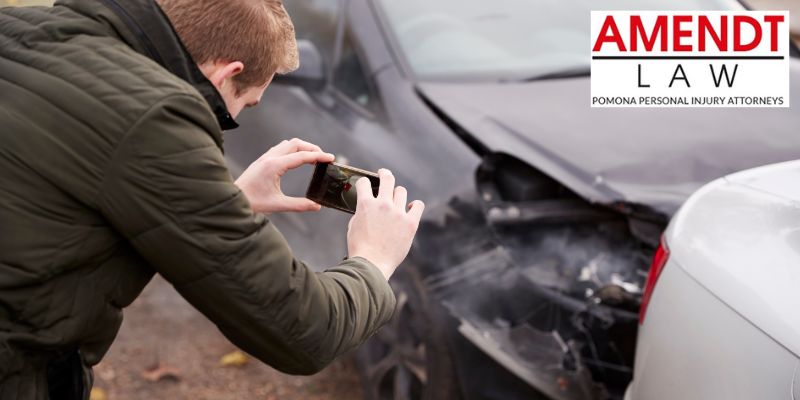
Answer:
0;0;424;398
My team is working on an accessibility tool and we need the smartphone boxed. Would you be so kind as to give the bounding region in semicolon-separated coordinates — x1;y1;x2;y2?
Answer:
306;162;380;214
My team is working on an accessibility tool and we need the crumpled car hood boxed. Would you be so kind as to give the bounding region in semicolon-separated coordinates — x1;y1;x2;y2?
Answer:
417;61;800;216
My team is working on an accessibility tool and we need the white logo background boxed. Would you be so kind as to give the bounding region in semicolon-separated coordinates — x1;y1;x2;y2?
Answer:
591;11;790;108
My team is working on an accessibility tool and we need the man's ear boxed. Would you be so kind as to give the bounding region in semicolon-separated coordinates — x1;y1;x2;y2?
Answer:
203;61;245;91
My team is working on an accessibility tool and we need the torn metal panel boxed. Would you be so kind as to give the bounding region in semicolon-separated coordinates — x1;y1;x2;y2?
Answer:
458;320;602;400
415;190;650;399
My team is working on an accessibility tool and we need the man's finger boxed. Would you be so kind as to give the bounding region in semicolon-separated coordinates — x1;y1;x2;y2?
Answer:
355;177;374;204
264;138;323;159
278;196;323;213
407;200;425;222
394;186;407;210
275;151;334;172
377;168;395;200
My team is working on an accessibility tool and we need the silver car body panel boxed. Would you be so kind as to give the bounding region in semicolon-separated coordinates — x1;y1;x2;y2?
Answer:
628;258;797;399
628;160;800;399
670;161;800;356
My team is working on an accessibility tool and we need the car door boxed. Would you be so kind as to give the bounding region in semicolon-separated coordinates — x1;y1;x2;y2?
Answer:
224;0;395;269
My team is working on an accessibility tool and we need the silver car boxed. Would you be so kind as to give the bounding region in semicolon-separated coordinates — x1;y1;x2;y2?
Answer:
626;160;800;400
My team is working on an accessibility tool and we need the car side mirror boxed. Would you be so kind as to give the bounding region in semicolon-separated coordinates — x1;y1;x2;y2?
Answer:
274;39;326;90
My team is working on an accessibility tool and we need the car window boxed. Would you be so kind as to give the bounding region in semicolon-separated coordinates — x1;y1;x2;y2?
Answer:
333;31;374;110
377;0;745;81
284;0;340;64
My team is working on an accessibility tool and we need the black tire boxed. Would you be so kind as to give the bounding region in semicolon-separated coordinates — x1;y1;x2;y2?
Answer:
356;266;462;400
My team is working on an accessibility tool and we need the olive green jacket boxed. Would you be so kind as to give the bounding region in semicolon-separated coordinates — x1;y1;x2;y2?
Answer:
0;0;396;398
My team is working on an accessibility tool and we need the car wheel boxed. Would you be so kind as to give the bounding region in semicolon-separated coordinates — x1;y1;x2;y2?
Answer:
356;266;462;400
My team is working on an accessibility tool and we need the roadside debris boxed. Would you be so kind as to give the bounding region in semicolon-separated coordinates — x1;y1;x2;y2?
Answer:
89;388;108;400
219;350;250;368
141;363;182;382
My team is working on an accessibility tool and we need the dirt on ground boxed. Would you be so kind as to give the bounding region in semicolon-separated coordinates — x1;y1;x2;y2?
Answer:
92;276;365;400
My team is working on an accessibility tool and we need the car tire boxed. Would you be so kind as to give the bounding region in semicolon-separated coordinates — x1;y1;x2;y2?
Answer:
356;265;463;400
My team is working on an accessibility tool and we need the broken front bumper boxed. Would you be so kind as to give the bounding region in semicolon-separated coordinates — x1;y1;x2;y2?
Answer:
411;193;650;400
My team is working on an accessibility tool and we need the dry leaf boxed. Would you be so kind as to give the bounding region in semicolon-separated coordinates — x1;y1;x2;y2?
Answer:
89;388;108;400
219;350;249;367
141;363;181;382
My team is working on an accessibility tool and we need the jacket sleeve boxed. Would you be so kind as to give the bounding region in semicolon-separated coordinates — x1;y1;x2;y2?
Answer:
97;94;396;374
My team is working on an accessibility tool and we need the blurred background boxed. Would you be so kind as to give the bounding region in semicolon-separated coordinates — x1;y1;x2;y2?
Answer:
3;0;798;40
753;0;799;42
1;1;798;400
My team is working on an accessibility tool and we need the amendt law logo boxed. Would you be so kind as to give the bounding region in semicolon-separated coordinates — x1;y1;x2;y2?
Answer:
591;11;790;107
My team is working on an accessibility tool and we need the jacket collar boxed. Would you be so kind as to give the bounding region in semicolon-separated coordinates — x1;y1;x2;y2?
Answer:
59;0;239;132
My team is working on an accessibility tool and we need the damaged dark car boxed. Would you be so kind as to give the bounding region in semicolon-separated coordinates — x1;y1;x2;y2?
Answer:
224;0;800;399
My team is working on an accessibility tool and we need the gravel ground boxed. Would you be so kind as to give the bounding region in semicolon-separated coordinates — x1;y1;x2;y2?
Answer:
92;276;364;400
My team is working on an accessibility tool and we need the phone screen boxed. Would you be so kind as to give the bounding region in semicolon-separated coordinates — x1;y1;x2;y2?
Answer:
306;162;380;214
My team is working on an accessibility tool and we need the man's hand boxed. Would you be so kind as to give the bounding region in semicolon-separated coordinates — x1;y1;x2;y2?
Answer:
236;138;334;214
347;169;425;280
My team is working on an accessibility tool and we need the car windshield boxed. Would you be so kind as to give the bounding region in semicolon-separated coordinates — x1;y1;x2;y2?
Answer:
376;0;745;82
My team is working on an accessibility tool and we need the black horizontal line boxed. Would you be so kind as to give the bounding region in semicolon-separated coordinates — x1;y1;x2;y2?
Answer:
592;55;784;60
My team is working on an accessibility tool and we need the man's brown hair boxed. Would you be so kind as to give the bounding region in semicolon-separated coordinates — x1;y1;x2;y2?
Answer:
157;0;299;93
